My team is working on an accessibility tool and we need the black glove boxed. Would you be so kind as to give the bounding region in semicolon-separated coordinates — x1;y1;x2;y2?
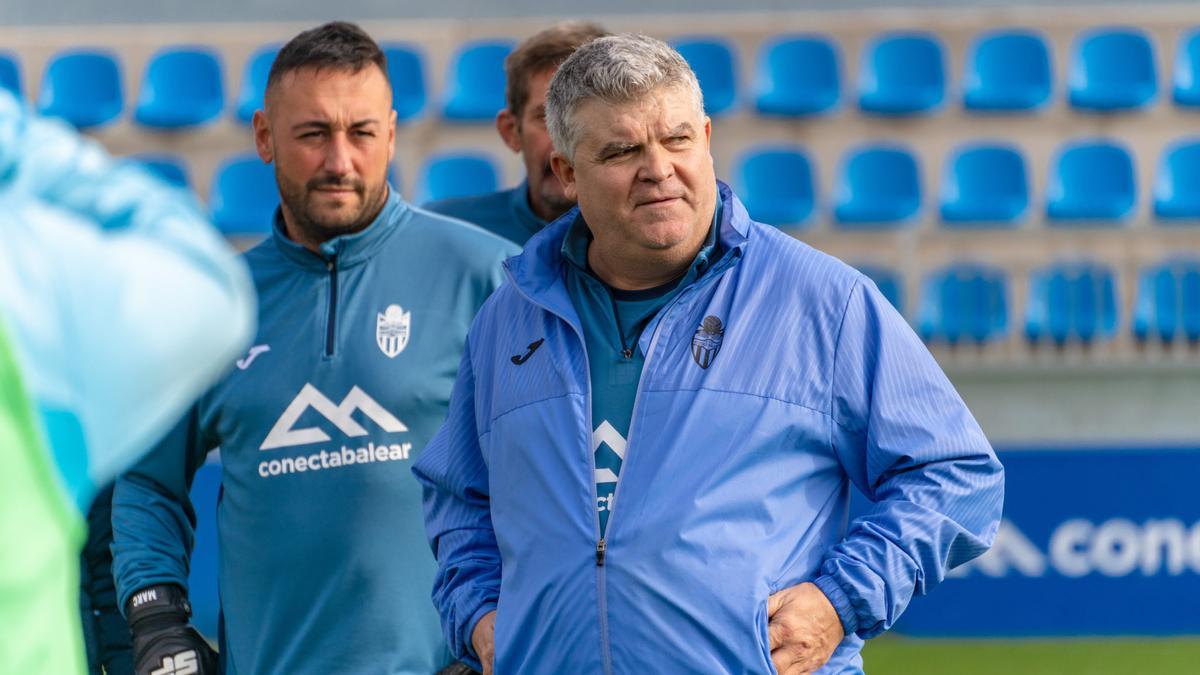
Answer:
126;584;218;675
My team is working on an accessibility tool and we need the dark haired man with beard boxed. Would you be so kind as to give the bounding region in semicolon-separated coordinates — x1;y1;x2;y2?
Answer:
112;21;516;675
424;21;608;245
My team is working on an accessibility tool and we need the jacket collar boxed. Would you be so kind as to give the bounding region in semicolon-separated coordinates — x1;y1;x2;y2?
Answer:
505;180;751;316
271;187;409;271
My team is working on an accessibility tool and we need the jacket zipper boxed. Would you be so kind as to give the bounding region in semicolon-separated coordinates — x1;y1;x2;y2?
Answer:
502;269;610;675
325;255;338;357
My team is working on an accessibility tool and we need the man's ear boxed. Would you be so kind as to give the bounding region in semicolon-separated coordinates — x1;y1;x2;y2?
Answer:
387;109;397;164
496;109;522;154
549;151;577;202
252;109;273;164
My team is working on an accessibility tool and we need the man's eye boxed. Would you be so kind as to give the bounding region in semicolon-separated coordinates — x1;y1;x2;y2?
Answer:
355;130;376;137
299;131;322;139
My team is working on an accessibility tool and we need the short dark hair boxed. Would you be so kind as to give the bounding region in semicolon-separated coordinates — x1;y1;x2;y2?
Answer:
266;21;389;101
505;21;609;117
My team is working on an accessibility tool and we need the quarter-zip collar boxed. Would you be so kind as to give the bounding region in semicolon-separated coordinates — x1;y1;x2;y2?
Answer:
271;188;409;271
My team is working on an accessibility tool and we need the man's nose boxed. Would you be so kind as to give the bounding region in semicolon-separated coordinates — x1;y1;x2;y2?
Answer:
323;133;354;176
637;143;674;183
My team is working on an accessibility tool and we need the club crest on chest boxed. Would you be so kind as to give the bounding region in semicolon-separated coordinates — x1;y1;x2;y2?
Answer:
691;315;724;369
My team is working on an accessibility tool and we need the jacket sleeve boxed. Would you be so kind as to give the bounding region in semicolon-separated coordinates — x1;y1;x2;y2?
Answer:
812;278;1005;639
81;483;134;671
412;340;501;671
110;407;212;613
0;91;255;502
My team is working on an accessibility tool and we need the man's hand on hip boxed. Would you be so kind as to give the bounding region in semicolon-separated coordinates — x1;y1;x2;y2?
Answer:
471;610;497;675
767;582;845;674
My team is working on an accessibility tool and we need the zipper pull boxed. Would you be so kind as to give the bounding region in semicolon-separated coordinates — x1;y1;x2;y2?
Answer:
621;348;633;359
596;538;607;567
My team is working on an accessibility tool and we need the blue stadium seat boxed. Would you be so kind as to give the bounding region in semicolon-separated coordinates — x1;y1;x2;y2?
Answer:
1045;140;1136;223
1068;27;1158;111
37;49;124;130
382;43;427;122
1025;261;1119;345
940;142;1028;226
442;40;513;122
1133;258;1200;343
129;153;190;189
834;143;921;227
210;154;279;237
417;151;499;203
0;50;22;100
858;32;946;116
1174;29;1200;107
187;457;221;640
753;35;841;117
963;29;1052;112
855;264;905;314
732;146;815;227
917;263;1009;345
1154;139;1200;220
234;44;279;124
135;46;225;129
672;36;738;116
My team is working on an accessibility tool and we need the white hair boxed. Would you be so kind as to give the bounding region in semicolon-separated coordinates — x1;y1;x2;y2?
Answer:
545;33;705;161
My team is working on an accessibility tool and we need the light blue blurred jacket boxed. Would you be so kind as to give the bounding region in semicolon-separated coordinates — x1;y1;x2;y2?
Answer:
0;89;255;510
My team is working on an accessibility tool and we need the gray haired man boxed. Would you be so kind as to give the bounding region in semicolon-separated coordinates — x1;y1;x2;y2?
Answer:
415;34;1003;675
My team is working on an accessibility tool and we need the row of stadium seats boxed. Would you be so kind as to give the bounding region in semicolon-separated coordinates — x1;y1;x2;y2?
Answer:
694;26;1200;116
138;134;1200;236
736;138;1200;227
863;258;1200;346
6;25;1200;131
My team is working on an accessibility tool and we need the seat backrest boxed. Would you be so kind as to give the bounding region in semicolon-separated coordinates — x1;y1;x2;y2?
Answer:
859;31;946;115
1154;139;1200;219
418;152;500;203
941;142;1028;225
382;43;427;122
235;44;280;124
733;146;815;227
1027;262;1119;344
1173;29;1200;106
442;40;513;121
673;36;738;116
135;46;225;128
0;51;22;100
37;49;124;129
834;143;922;226
1046;140;1136;222
753;34;841;116
963;29;1052;111
210;154;280;237
919;263;1008;344
1068;27;1158;111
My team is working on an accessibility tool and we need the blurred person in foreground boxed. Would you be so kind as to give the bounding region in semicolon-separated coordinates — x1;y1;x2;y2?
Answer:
424;21;608;245
111;21;515;675
415;34;1005;675
0;88;256;674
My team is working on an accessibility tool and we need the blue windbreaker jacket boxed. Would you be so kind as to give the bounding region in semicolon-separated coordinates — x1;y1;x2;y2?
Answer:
414;183;1004;674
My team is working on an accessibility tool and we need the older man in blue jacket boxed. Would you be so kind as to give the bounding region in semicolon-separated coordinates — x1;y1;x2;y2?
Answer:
414;34;1004;675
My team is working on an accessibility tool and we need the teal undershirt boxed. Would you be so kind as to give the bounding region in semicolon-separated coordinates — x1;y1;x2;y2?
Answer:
562;203;721;535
